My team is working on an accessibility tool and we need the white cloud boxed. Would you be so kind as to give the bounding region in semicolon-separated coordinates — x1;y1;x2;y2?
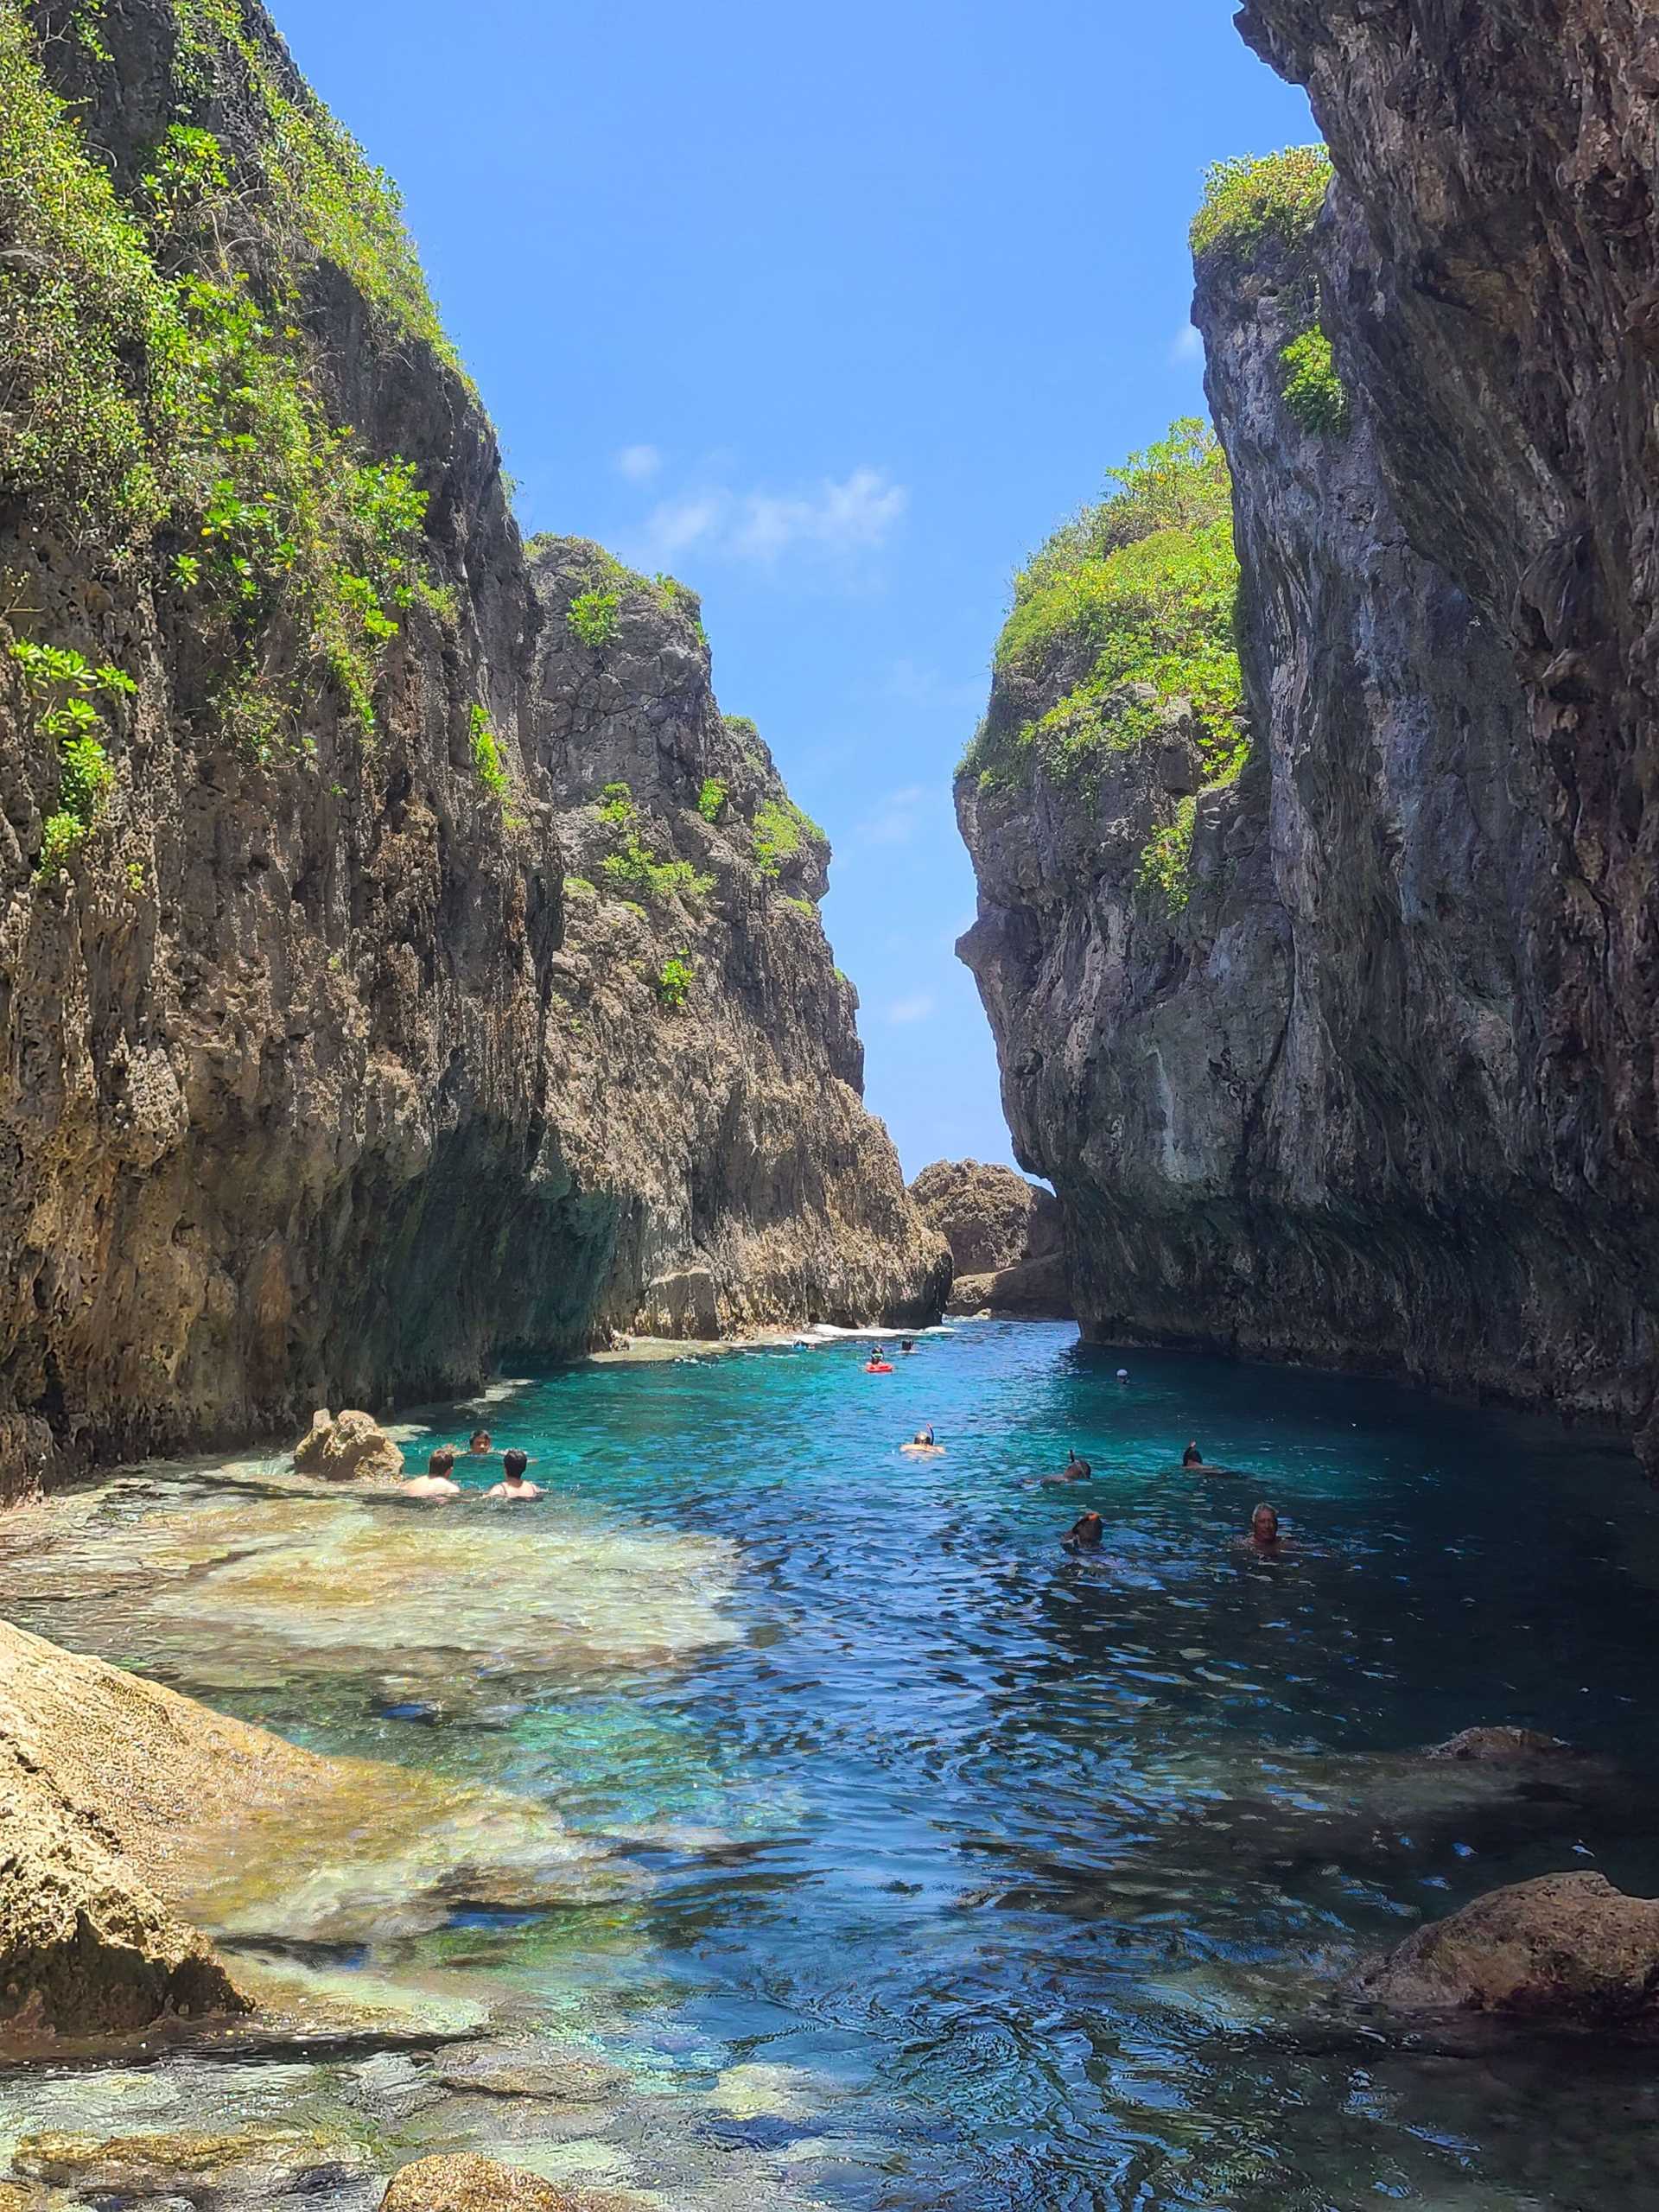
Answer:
631;493;726;563
620;464;907;576
730;467;908;562
855;784;927;847
887;992;936;1026
1170;322;1205;368
616;443;662;481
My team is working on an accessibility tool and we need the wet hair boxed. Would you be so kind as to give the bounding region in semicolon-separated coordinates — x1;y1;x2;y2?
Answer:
1251;1503;1279;1535
429;1446;457;1477
469;1429;492;1449
502;1448;529;1481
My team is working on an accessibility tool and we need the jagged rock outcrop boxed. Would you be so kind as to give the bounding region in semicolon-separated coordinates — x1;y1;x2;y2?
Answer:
909;1158;1071;1317
0;0;943;1494
958;7;1659;1452
1344;1872;1659;2030
291;1407;404;1481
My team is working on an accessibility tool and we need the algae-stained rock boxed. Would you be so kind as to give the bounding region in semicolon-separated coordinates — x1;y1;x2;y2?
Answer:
1344;1872;1659;2027
293;1408;405;1482
1425;1726;1576;1764
380;2155;649;2211
15;2125;372;2198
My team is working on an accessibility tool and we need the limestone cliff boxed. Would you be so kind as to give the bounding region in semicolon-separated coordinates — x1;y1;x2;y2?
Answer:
0;0;944;1494
958;31;1659;1453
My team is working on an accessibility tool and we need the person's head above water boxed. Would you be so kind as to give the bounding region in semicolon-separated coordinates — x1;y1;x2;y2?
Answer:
501;1448;529;1484
1250;1503;1280;1544
429;1446;457;1478
1183;1440;1204;1465
468;1430;492;1454
1069;1510;1105;1546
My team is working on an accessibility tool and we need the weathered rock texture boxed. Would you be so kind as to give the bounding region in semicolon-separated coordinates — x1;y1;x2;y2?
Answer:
1344;1872;1659;2030
909;1158;1071;1318
380;2158;648;2212
0;0;943;1497
0;1620;246;2036
291;1407;404;1481
959;6;1659;1451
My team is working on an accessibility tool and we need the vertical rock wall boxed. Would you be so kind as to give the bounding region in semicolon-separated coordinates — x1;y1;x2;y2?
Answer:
957;19;1659;1452
0;0;944;1496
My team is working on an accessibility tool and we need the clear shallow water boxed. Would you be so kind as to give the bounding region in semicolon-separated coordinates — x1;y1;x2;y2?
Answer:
9;1320;1659;2209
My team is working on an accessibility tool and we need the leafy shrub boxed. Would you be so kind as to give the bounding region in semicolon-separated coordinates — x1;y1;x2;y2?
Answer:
596;780;634;825
753;798;826;879
1138;795;1198;912
470;703;509;800
656;953;695;1010
696;777;728;823
1190;146;1333;266
563;874;597;898
1280;327;1351;436
568;588;620;648
10;642;133;874
601;837;714;908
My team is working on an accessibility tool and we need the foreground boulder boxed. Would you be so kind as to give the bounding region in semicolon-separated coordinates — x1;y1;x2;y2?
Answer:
380;2157;647;2211
0;1628;248;2037
293;1408;405;1482
1344;1873;1659;2029
0;1799;244;2038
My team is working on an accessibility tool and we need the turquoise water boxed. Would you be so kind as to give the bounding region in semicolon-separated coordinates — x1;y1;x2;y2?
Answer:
10;1319;1659;2209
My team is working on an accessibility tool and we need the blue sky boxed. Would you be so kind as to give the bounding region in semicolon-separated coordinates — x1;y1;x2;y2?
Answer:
276;0;1313;1177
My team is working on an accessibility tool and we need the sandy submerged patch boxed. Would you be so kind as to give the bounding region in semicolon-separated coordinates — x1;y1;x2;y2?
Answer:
0;1474;741;1697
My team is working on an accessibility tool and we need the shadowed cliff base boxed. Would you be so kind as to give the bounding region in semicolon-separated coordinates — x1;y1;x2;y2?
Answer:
957;49;1659;1468
0;0;945;1499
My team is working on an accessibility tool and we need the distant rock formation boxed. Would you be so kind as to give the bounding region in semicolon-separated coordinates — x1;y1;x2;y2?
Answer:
909;1160;1071;1319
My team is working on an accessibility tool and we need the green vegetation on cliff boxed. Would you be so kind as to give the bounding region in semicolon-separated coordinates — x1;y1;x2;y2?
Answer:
964;420;1244;791
1189;145;1332;265
0;0;468;805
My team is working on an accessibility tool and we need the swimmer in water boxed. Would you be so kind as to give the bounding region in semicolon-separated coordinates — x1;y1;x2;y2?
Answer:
1064;1509;1105;1551
467;1429;493;1457
1044;1446;1091;1485
1116;1368;1129;1383
402;1446;461;1501
486;1446;542;1501
1182;1440;1204;1468
899;1338;916;1355
901;1425;943;1453
1243;1503;1284;1554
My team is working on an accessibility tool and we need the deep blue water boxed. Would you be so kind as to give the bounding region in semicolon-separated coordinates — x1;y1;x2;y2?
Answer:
379;1323;1659;2208
20;1319;1659;2209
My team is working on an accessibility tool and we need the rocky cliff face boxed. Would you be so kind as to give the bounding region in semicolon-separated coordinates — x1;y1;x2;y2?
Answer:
958;21;1659;1452
0;0;944;1496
